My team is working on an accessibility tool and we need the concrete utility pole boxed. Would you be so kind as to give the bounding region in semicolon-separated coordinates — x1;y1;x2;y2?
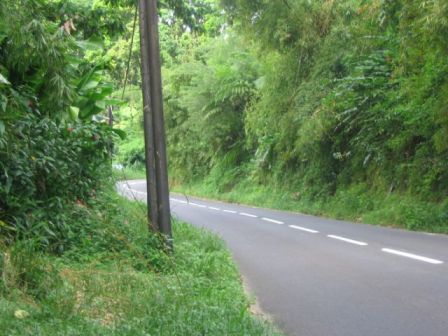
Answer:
138;0;172;240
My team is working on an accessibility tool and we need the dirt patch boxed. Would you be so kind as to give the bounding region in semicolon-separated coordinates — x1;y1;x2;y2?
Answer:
241;275;275;323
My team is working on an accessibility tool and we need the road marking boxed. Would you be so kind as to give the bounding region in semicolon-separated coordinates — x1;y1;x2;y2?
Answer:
223;210;237;214
189;202;206;208
262;217;284;225
127;181;143;186
327;235;367;246
382;248;443;265
239;212;258;218
170;198;179;202
208;206;221;211
178;200;188;204
289;225;319;233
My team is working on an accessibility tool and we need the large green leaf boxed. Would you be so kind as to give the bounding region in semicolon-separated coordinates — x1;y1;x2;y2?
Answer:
112;128;127;140
79;105;96;119
69;106;80;120
105;98;125;106
82;80;100;91
95;100;106;109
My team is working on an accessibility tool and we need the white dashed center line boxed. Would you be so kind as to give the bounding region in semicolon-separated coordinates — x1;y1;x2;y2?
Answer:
121;186;446;267
239;212;258;218
327;235;367;246
262;217;284;225
381;248;444;265
289;225;319;233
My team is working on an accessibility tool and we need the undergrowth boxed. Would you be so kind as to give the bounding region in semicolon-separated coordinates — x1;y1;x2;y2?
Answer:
117;163;448;233
172;177;448;234
112;165;147;181
0;188;280;335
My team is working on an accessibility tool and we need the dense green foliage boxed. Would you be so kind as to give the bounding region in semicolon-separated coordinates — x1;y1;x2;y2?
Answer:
0;0;233;248
0;0;130;251
165;0;448;196
1;3;279;335
114;0;448;231
2;0;447;333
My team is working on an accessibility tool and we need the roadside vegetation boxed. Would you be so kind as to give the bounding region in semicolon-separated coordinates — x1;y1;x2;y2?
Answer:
1;189;278;335
116;0;448;233
0;1;280;335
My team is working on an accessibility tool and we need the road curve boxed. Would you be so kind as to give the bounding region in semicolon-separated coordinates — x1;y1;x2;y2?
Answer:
118;180;448;336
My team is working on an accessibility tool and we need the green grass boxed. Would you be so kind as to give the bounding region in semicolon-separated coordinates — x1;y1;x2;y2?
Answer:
172;179;448;234
111;165;447;233
110;163;448;233
112;165;147;180
0;188;281;335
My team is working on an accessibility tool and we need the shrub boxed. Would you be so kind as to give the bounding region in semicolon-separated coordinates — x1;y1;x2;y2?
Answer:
0;113;115;252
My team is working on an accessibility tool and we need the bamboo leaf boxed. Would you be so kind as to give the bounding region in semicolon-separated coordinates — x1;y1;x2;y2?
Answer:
0;73;10;85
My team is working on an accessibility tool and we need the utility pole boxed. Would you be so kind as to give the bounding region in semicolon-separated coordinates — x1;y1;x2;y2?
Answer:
138;0;172;240
146;0;172;240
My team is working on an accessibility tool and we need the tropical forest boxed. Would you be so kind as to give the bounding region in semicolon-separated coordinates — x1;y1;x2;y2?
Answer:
1;0;447;335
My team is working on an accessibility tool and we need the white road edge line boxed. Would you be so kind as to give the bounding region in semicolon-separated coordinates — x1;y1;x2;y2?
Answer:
382;248;444;265
223;210;237;214
289;225;319;233
262;217;284;225
208;207;221;211
239;212;258;218
124;182;143;186
327;235;367;246
189;202;206;208
127;188;146;195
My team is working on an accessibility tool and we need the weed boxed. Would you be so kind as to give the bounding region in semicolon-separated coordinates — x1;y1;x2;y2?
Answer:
0;189;281;335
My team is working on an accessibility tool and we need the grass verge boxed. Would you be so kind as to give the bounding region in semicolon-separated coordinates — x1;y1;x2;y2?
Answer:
111;165;448;233
112;165;147;181
172;179;448;234
0;187;281;335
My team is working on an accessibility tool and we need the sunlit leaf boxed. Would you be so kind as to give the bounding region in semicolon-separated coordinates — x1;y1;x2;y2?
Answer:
0;73;10;85
105;98;125;106
82;80;100;91
69;106;80;120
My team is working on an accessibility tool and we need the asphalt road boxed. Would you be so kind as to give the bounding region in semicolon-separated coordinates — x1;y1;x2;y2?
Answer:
118;180;448;336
